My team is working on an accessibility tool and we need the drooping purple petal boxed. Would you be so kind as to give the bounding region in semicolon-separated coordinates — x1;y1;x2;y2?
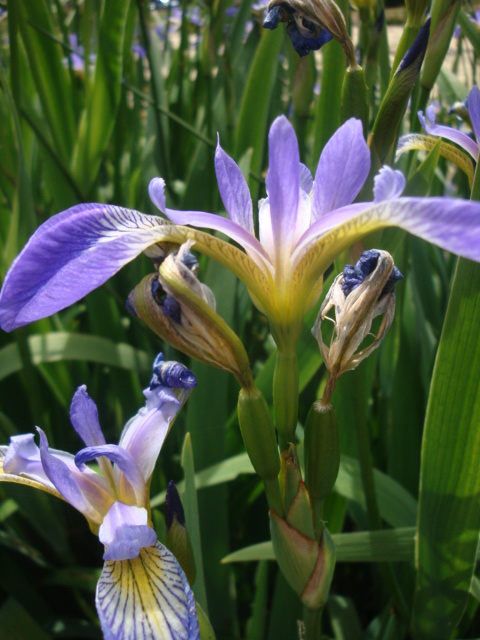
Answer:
214;141;254;234
96;541;200;640
468;85;480;145
75;444;146;505
148;176;269;269
265;116;300;256
118;386;181;482
99;502;156;561
70;386;106;448
373;166;406;202
38;428;103;523
312;119;370;219
0;204;177;332
418;107;479;160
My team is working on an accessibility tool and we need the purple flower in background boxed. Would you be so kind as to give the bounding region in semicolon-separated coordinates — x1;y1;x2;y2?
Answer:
418;85;480;161
1;117;480;353
0;355;199;640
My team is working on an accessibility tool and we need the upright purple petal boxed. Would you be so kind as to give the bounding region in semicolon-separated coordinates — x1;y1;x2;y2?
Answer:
373;167;406;202
70;386;106;448
215;141;254;235
299;163;313;194
118;386;181;482
96;541;200;640
265;116;300;254
99;502;156;561
312;119;370;219
468;85;480;144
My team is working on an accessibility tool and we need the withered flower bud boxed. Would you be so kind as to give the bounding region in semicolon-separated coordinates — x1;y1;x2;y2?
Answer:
127;241;254;390
313;250;403;403
264;0;356;66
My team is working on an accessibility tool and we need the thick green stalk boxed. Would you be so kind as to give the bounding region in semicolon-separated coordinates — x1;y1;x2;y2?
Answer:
390;22;421;78
273;349;299;450
303;604;323;640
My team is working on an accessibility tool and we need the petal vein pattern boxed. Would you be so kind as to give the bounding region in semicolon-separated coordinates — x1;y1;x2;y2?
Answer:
96;541;200;640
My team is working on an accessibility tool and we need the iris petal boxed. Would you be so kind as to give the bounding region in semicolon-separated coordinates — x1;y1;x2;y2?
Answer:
468;85;480;145
214;141;254;235
70;386;107;448
312;118;370;219
96;541;200;640
418;108;479;160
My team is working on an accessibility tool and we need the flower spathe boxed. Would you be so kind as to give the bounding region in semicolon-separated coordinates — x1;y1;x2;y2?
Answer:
0;355;199;640
2;117;480;350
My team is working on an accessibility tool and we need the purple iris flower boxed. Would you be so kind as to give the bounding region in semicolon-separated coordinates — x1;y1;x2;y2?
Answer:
0;356;199;640
418;85;480;161
1;116;480;353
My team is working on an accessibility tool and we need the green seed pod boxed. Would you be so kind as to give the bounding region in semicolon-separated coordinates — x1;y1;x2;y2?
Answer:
237;387;281;483
304;402;340;502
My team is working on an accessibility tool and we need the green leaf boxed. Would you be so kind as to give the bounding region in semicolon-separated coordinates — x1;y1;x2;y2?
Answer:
235;28;283;191
181;433;209;614
0;333;151;382
221;527;416;563
412;260;480;639
72;0;131;192
0;598;51;640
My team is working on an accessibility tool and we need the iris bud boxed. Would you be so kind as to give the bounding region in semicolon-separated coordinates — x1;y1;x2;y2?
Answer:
165;481;197;586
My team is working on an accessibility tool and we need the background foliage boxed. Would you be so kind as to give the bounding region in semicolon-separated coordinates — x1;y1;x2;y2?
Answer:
0;0;479;637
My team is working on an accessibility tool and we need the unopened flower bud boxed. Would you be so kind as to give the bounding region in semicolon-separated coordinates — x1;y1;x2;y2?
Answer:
264;0;356;65
127;242;254;389
313;249;403;403
165;481;197;586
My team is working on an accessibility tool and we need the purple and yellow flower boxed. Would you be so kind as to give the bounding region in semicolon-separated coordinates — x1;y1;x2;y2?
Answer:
0;354;199;640
398;85;479;185
1;117;480;353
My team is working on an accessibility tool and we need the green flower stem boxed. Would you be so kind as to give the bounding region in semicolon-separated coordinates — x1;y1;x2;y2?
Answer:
303;604;323;640
273;349;299;450
340;65;369;136
354;387;410;625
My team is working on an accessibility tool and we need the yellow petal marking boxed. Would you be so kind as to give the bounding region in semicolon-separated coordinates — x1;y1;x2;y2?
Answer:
397;134;475;186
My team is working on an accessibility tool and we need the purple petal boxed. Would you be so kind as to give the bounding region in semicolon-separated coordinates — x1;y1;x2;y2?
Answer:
99;502;156;561
96;541;200;640
37;428;102;523
418;108;479;160
214;141;254;234
373;166;406;202
299;163;313;194
118;386;181;482
3;434;54;489
70;386;106;448
75;444;146;505
0;204;176;332
312;119;370;219
468;85;480;145
148;175;269;268
265;116;300;255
